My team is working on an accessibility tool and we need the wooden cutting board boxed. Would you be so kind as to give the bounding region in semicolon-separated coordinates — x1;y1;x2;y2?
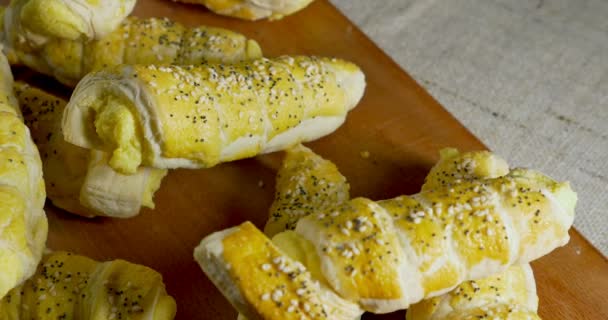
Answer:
6;0;607;319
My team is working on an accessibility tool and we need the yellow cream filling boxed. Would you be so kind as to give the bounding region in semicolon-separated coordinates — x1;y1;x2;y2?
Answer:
245;40;263;59
142;169;168;208
21;0;86;41
154;295;177;320
93;95;142;174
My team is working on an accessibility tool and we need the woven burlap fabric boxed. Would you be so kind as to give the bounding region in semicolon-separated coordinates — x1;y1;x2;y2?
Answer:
330;0;608;255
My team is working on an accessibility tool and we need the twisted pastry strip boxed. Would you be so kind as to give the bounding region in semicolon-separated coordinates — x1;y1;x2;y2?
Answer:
15;82;166;218
264;144;350;237
298;170;573;312
1;12;262;86
407;148;540;319
268;147;541;320
62;56;365;174
236;144;357;320
0;51;47;299
407;263;540;320
0;251;176;319
201;222;364;320
196;147;575;318
173;0;315;21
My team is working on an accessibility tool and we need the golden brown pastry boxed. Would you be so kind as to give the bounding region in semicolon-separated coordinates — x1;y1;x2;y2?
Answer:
248;147;542;320
62;56;366;174
406;264;540;320
195;147;575;317
173;0;315;21
264;147;542;320
237;144;354;320
264;144;349;237
0;251;176;319
422;148;509;191
1;12;262;86
196;221;364;320
0;52;47;299
3;0;136;42
15;82;167;218
407;148;540;320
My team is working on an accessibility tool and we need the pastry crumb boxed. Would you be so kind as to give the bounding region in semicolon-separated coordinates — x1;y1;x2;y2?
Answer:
360;150;370;159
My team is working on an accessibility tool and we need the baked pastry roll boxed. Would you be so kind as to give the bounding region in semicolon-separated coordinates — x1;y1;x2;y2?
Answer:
195;147;575;316
15;82;166;218
1;12;262;86
266;147;542;320
62;56;366;174
196;221;364;320
406;148;540;319
0;251;176;319
406;264;540;320
3;0;136;43
174;0;315;21
268;147;542;320
0;52;47;299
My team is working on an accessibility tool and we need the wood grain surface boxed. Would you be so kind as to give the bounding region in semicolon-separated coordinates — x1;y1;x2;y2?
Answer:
5;0;607;319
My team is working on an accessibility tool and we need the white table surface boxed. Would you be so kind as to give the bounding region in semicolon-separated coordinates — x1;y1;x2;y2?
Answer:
330;0;608;255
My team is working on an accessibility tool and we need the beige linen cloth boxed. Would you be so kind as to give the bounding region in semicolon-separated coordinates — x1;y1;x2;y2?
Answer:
331;0;607;255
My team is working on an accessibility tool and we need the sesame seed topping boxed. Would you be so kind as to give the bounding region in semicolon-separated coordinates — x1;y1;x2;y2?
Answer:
271;289;284;302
